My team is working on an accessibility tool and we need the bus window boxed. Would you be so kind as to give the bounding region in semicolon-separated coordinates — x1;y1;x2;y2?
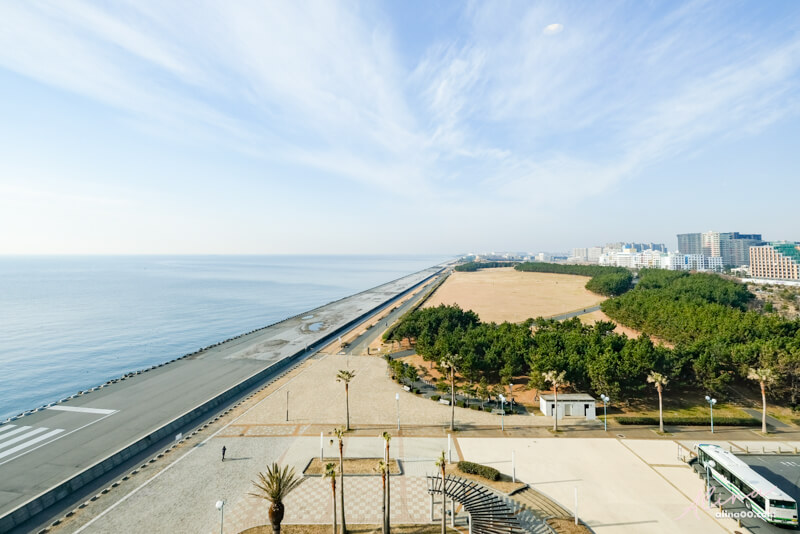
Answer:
771;500;797;510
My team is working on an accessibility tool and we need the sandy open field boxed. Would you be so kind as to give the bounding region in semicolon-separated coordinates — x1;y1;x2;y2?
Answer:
580;310;674;348
422;268;605;323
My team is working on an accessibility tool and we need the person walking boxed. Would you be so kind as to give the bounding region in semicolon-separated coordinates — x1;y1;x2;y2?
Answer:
222;446;226;462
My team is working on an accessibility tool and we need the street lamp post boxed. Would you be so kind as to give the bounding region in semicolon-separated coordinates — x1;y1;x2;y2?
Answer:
396;392;400;430
215;500;225;534
600;394;610;432
705;395;717;433
499;394;506;431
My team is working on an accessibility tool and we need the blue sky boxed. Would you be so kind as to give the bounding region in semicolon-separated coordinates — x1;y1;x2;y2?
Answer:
1;1;799;254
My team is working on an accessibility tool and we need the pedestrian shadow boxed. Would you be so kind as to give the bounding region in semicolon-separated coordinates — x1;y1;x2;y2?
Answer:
224;457;253;462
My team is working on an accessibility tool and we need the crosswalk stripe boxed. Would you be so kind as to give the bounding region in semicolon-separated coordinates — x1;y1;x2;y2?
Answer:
0;426;32;442
48;406;117;415
0;428;49;450
0;429;64;460
0;425;17;434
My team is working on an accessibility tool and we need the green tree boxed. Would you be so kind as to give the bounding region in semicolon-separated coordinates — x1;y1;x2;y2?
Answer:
748;367;777;434
325;462;338;534
542;370;567;432
336;369;356;431
647;371;669;433
334;427;347;533
249;463;303;534
435;451;447;534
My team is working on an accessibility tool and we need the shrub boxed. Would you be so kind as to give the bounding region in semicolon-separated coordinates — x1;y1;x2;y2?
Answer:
483;406;493;412
615;416;760;426
457;401;466;408
431;395;441;402
412;388;420;394
458;461;500;481
470;404;480;410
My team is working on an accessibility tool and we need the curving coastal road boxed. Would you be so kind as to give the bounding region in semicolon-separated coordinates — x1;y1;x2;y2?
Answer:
0;265;446;532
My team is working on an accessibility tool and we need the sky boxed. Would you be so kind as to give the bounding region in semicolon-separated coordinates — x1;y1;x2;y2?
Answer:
0;1;799;255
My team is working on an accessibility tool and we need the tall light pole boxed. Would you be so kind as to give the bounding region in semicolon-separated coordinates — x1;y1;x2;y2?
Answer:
600;394;610;432
396;392;400;430
499;394;506;431
215;500;225;534
705;395;717;433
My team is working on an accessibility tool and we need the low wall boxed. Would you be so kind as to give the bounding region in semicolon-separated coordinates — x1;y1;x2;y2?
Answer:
0;268;441;532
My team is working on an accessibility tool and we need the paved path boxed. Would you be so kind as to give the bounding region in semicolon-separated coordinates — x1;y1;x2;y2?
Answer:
547;304;601;321
0;266;444;532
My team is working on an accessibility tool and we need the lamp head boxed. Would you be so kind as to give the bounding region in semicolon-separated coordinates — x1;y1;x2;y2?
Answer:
711;398;717;405
396;393;400;400
216;500;224;510
707;459;716;468
705;395;710;402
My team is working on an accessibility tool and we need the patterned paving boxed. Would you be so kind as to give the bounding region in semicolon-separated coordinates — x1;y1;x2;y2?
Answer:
218;424;300;438
224;475;431;533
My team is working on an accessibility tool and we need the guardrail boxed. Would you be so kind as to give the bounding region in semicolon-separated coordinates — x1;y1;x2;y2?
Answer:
0;267;443;533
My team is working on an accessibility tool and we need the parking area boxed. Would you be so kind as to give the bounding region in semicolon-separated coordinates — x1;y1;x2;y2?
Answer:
694;454;800;533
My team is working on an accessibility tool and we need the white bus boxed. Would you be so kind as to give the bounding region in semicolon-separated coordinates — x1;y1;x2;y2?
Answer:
696;444;798;527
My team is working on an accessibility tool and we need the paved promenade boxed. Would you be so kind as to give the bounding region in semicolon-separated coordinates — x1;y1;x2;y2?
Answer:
0;266;443;532
45;337;800;534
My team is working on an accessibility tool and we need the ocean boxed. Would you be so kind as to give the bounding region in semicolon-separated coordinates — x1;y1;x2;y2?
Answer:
0;255;448;421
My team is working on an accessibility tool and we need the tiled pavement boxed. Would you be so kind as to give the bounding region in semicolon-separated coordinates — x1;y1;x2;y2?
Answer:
225;475;432;533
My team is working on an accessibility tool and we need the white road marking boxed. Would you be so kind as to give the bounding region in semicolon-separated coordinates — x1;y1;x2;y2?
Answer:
0;429;65;460
0;426;32;442
0;428;49;450
73;355;324;533
0;424;17;434
48;406;117;415
0;412;117;467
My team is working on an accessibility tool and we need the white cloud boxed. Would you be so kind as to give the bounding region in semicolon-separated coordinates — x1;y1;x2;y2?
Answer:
543;23;564;35
0;0;799;252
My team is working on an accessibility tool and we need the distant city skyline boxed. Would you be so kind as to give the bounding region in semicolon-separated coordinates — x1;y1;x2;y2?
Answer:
1;1;799;254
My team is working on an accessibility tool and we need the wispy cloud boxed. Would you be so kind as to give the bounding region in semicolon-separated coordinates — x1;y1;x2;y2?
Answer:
0;0;799;217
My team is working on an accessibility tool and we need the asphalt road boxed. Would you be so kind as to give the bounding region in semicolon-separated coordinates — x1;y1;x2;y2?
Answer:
0;265;444;529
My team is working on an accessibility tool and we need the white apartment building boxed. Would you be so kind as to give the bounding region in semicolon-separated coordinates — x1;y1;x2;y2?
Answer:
600;250;723;272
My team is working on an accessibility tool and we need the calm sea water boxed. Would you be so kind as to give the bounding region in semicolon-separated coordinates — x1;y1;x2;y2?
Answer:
0;255;447;421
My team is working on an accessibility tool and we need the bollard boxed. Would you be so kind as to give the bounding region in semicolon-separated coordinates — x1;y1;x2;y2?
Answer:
451;500;455;527
430;494;435;522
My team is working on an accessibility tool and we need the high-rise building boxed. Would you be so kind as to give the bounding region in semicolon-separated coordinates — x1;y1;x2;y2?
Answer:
571;248;588;261
678;231;763;266
750;243;800;280
677;233;703;256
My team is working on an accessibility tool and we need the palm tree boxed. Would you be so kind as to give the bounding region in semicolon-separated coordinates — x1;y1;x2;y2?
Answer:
334;427;347;533
377;460;388;534
382;432;392;533
336;369;356;431
435;451;447;534
748;367;777;434
249;463;303;534
440;353;461;431
325;462;338;534
542;370;567;432
647;371;669;433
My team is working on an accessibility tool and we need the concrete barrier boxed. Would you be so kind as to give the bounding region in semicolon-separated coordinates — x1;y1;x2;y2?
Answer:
0;268;441;532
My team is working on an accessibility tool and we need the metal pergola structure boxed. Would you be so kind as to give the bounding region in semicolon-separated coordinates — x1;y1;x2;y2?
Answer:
426;474;527;534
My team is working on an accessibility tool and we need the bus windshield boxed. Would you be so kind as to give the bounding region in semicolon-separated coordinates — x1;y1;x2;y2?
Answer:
771;500;797;509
